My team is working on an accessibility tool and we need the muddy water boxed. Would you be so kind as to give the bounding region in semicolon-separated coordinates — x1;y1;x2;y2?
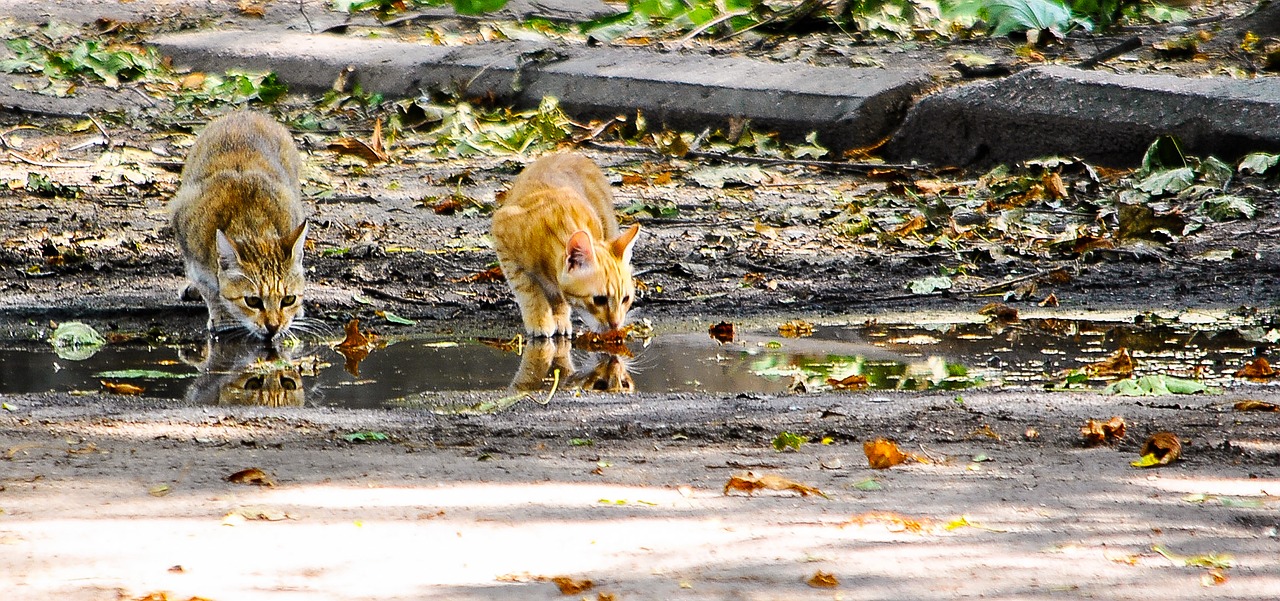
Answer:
4;313;1273;408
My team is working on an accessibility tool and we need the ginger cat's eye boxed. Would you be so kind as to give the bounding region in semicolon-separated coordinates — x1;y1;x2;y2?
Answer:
280;376;298;390
622;295;631;305
245;296;264;309
592;295;608;306
244;376;265;390
281;295;297;307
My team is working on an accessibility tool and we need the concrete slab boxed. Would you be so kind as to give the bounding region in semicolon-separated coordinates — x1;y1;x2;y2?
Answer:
0;73;171;118
883;65;1280;167
149;30;931;151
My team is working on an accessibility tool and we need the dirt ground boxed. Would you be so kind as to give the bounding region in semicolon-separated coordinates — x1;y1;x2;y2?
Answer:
2;1;1280;600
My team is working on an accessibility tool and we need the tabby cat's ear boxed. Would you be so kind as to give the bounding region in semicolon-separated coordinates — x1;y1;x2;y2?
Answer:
284;222;308;261
566;230;595;271
216;230;241;269
612;224;640;264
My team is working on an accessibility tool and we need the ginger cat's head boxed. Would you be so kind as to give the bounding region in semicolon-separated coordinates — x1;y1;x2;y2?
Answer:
215;223;308;339
559;224;640;333
573;352;635;393
219;364;305;407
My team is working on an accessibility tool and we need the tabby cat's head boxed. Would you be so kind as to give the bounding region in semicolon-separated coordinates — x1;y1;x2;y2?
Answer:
218;364;305;407
216;223;308;339
559;224;640;333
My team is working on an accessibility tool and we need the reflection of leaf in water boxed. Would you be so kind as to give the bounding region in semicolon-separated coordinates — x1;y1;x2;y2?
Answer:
334;318;376;377
50;321;106;361
94;369;195;379
1080;416;1126;446
100;380;145;395
1105;375;1210;396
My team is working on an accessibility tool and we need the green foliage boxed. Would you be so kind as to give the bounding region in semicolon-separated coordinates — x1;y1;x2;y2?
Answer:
0;38;167;90
49;322;105;361
1104;374;1211;396
582;0;762;42
404;95;572;157
342;431;390;442
94;369;195;379
333;0;511;17
176;71;288;107
772;431;808;452
943;0;1089;37
25;173;80;199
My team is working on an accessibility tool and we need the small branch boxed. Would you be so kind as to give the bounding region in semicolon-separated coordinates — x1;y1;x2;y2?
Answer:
360;286;437;306
584;141;930;174
668;9;752;51
7;150;93;168
1074;36;1142;70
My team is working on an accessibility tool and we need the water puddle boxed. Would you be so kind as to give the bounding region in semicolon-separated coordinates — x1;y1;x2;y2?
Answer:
7;311;1276;409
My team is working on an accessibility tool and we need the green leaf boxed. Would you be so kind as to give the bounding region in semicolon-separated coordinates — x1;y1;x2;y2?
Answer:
983;0;1075;37
687;164;768;188
49;322;106;361
771;431;808;452
1;402;15;411
454;0;508;14
424;341;459;348
1238;152;1280;176
380;311;417;325
94;369;195;379
788;132;829;159
852;478;883;491
1105;374;1210;396
907;275;953;295
570;438;594;446
1199;195;1256;221
342;431;389;443
1139;135;1186;176
1135;167;1195;195
1131;453;1162;467
1197;155;1233;188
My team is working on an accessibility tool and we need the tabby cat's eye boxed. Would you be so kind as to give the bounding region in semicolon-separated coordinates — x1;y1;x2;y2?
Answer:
280;376;298;390
245;296;264;309
622;295;631;305
244;376;265;390
592;295;608;306
281;295;297;307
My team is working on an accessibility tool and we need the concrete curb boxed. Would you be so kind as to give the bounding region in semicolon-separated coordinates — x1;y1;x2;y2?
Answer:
884;65;1280;167
149;30;932;151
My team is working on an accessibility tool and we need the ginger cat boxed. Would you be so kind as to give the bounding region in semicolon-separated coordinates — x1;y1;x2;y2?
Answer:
491;153;639;337
170;111;308;339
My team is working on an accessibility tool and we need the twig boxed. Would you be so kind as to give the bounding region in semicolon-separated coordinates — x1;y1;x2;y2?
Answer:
669;9;752;51
299;0;314;34
1075;36;1142;70
972;268;1064;295
360;286;436;305
7;150;92;168
87;114;111;148
584;141;929;173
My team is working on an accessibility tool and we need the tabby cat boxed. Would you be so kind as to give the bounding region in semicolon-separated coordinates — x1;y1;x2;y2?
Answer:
510;338;635;393
491;153;639;337
182;339;305;407
170;111;308;339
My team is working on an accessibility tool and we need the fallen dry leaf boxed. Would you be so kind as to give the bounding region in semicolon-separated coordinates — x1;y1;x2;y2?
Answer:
458;266;504;283
978;302;1018;322
1234;357;1276;379
1086;348;1136;378
1201;568;1229;587
1134;431;1182;467
843;511;930;533
101;380;144;395
596;593;618;601
1043;171;1068;200
334;318;377;377
807;570;839;588
1081;416;1127;446
863;438;921;469
708;321;736;344
1233;400;1280;412
226;467;276;487
969;423;1002;441
222;506;290;524
827;374;869;390
891;214;928;237
132;593;213;601
778;319;814;338
328;118;388;163
547;576;593;595
478;334;524;353
1038;292;1060;307
237;0;267;17
723;472;827;498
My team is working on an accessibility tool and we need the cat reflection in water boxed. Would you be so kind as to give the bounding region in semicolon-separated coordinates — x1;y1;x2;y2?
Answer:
182;339;307;407
510;338;635;394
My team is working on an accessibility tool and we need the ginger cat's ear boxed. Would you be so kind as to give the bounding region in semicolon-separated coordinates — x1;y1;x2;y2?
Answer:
612;224;640;264
284;222;308;261
566;230;595;272
216;230;241;269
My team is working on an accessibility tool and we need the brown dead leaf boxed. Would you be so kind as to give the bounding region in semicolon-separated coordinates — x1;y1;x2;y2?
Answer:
1081;416;1126;446
1233;400;1280;412
334;318;377;377
864;438;921;469
1072;235;1117;254
978;302;1019;322
179;72;207;90
457;266;503;283
1043;171;1068;200
133;593;214;601
547;576;593;595
1038;293;1060;307
101;380;144;395
807;570;839;588
891;214;928;237
778;319;814;338
969;424;1002;441
226;467;276;487
1201;568;1228;587
827;374;869;390
844;511;930;533
709;321;735;344
237;0;267;17
1234;357;1276;379
1086;348;1136;379
1137;431;1182;466
723;472;826;498
328;119;388;163
432;198;463;214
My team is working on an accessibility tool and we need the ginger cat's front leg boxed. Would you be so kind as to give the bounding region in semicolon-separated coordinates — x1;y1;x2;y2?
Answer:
503;264;562;337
